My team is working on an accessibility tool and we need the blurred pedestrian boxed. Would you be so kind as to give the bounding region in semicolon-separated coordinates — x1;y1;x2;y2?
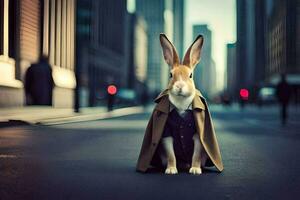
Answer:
276;74;291;126
25;55;54;105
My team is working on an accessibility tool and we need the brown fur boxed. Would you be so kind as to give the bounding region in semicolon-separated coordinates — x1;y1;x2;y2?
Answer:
159;33;205;174
168;65;195;98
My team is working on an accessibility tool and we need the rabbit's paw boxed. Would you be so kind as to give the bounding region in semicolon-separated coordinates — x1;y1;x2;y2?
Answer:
165;167;178;175
189;167;202;175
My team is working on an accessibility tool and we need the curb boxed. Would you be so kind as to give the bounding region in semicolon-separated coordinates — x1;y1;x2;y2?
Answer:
0;120;31;128
0;106;145;128
38;106;145;125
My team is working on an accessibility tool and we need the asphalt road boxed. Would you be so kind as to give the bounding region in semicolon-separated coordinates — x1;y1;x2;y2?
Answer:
0;105;300;200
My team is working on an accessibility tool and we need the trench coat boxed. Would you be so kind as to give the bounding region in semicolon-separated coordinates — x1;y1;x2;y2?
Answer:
136;89;224;172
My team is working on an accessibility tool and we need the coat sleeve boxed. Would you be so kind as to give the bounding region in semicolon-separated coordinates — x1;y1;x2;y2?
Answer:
136;111;155;172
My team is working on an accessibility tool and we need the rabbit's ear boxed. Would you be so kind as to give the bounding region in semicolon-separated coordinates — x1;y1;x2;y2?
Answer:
159;33;180;67
183;35;204;68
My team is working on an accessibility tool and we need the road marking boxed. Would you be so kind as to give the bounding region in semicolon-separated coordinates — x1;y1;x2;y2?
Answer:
41;107;145;125
52;120;148;130
0;154;17;158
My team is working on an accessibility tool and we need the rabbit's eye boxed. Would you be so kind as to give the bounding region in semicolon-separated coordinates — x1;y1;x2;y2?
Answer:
189;73;193;78
169;73;173;78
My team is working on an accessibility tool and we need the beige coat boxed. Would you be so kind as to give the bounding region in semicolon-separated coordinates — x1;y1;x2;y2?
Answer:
136;89;224;172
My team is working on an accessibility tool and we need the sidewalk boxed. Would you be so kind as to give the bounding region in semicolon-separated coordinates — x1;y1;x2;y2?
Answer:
0;106;144;127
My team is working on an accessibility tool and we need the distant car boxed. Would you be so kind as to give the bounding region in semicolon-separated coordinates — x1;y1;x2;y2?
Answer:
116;88;137;104
257;87;276;105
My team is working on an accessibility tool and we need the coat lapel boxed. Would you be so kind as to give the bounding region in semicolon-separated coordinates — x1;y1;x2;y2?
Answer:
152;95;169;143
192;94;206;141
192;91;206;111
153;90;206;143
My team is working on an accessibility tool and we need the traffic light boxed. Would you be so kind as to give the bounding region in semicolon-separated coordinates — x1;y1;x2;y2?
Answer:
107;85;117;95
240;88;249;100
107;85;117;111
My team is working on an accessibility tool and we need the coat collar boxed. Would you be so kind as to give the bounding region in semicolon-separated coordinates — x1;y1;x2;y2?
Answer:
154;89;206;113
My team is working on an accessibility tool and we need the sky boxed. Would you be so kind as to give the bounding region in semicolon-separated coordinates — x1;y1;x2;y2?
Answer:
185;0;236;91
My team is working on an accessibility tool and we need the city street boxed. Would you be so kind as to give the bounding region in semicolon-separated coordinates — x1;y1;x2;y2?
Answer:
1;105;300;200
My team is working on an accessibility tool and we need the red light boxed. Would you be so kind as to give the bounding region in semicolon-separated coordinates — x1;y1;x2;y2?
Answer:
107;85;117;95
240;88;249;100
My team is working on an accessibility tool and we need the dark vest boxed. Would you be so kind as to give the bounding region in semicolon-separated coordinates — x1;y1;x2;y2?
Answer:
162;109;197;166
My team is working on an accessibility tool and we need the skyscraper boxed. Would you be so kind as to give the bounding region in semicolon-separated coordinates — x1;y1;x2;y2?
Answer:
226;43;237;99
236;0;267;101
266;0;300;84
236;0;299;102
136;0;184;94
125;13;148;103
76;0;128;107
173;0;184;59
136;0;166;94
193;24;216;99
236;0;256;92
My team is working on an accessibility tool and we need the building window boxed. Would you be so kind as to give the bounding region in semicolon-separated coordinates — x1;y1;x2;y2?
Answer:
8;0;16;58
19;0;41;63
0;0;15;58
47;0;75;70
0;0;3;55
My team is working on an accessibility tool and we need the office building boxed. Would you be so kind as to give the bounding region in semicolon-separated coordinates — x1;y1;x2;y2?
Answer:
173;0;184;58
76;0;128;107
226;43;237;99
193;24;216;99
0;0;76;107
125;13;148;103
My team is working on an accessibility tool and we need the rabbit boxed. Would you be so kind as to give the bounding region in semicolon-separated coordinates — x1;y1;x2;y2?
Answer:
159;33;205;175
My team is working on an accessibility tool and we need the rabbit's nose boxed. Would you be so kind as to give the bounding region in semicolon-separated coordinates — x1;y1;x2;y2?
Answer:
175;82;184;89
